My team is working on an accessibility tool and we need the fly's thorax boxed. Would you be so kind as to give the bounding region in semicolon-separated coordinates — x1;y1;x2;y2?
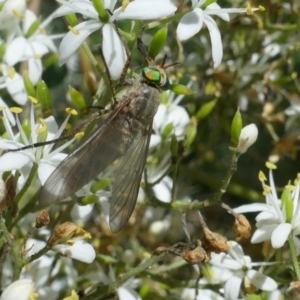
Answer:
129;82;161;125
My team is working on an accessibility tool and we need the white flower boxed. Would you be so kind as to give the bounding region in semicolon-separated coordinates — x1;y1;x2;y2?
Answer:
210;241;277;300
0;65;27;105
181;288;225;300
4;10;59;84
0;104;75;187
0;0;26;34
0;279;38;300
237;123;258;154
55;0;177;79
177;1;259;68
53;239;96;263
235;164;300;252
151;88;190;148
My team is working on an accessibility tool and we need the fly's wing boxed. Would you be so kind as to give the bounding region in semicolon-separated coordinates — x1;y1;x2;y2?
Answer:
39;112;129;208
109;123;152;233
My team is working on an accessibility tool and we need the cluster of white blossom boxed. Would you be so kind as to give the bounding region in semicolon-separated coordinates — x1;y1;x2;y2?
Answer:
0;0;272;299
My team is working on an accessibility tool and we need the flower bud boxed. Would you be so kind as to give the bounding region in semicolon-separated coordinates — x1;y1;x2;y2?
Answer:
68;86;86;110
23;71;36;97
230;107;243;147
36;79;53;117
48;222;91;247
237;124;258;154
286;281;300;300
233;214;251;241
181;240;210;264
35;209;50;228
281;187;294;223
203;227;229;254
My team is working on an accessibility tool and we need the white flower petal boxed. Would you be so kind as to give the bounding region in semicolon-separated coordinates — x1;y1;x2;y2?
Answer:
224;274;243;300
58;20;101;65
6;72;27;105
23;10;37;33
234;203;271;214
203;14;223;69
0;98;15;126
28;58;42;85
153;176;172;203
271;223;291;248
38;153;68;184
251;224;277;244
0;279;34;300
117;287;141;300
0;152;33;171
55;0;98;19
102;24;127;80
177;8;204;41
114;0;177;21
205;3;230;21
53;240;96;263
71;204;94;222
247;269;277;291
5;36;27;66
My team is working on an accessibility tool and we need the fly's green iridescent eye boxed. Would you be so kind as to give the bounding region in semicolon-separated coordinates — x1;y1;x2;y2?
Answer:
142;66;170;90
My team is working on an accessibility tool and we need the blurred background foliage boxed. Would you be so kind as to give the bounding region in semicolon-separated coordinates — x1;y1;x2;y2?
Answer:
3;0;300;297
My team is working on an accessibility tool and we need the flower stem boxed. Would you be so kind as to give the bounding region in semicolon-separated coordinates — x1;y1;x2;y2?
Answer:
288;234;300;280
0;217;23;280
82;252;167;300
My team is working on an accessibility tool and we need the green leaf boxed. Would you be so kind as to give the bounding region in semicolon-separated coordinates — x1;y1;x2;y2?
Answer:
81;195;99;205
196;99;217;120
170;84;193;95
149;27;168;59
91;178;112;193
25;17;41;38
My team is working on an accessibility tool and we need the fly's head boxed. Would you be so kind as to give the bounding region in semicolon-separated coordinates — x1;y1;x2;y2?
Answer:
142;66;170;91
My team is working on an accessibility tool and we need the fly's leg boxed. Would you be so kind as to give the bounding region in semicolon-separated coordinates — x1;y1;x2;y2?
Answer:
98;45;118;109
137;27;156;67
8;108;110;152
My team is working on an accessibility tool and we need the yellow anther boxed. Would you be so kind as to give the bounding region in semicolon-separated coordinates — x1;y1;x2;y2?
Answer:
263;185;271;194
246;3;254;15
67;239;75;246
34;54;42;59
122;0;130;11
285;184;295;191
65;123;72;130
259;6;265;11
10;107;22;113
37;126;47;134
38;117;46;126
75;132;84;138
266;161;277;170
12;9;25;18
68;25;79;35
258;171;267;182
0;106;6;111
66;107;78;115
291;72;298;79
39;27;46;35
27;96;38;104
8;67;15;79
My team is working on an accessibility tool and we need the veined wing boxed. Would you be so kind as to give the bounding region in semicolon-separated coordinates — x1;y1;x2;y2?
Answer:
39;109;130;208
109;123;152;233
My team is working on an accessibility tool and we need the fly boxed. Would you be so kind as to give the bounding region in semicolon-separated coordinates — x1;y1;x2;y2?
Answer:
37;35;175;233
